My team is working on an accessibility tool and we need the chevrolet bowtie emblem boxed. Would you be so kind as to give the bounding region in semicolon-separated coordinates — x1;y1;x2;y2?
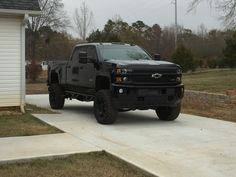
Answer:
152;73;162;79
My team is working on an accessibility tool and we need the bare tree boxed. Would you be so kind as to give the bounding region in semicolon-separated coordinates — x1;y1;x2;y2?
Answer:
74;2;94;41
197;24;208;38
27;0;70;32
26;0;70;61
189;0;236;29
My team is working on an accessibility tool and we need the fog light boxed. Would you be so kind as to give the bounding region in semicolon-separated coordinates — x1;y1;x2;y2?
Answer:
176;77;181;82
119;89;124;94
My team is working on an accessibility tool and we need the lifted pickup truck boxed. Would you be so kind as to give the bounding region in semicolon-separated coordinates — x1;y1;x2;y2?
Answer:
48;43;184;124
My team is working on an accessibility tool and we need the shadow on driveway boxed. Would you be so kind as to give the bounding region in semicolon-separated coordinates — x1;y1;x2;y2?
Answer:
62;105;182;126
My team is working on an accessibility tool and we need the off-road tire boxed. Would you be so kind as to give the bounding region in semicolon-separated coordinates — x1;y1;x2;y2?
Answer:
155;103;181;121
94;90;118;124
49;84;65;109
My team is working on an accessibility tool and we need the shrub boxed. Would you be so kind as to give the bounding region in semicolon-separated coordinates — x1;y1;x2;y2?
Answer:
223;31;236;68
171;45;197;72
207;58;219;68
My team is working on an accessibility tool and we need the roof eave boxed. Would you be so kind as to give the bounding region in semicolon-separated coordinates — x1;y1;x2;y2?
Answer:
0;8;41;16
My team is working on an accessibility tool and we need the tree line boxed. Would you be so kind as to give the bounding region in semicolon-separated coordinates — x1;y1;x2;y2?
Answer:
87;18;236;70
26;0;236;81
27;17;236;72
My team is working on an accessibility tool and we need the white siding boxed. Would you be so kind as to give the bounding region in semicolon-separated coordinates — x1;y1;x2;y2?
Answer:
0;17;22;107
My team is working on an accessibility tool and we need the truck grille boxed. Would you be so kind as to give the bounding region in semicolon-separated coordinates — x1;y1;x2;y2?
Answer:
128;69;181;85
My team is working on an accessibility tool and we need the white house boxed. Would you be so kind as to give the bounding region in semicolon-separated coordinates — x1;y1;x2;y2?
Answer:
0;0;40;112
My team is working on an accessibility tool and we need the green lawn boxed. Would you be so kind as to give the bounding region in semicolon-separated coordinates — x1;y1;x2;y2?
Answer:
0;105;62;138
183;69;236;93
0;152;154;177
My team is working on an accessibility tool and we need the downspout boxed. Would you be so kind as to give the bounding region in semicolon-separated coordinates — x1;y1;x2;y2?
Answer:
20;14;28;113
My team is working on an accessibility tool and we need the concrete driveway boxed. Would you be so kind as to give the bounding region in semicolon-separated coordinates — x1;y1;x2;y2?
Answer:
27;94;236;177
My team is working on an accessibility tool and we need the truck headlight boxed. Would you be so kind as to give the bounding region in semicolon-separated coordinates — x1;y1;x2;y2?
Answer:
116;68;128;75
116;76;128;83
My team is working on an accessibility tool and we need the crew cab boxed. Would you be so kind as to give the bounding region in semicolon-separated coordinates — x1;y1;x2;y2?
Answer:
48;43;184;124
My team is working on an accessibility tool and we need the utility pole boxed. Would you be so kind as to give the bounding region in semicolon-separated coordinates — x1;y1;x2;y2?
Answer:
174;0;178;49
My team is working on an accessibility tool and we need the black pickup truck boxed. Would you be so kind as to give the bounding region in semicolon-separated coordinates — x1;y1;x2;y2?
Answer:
48;43;184;124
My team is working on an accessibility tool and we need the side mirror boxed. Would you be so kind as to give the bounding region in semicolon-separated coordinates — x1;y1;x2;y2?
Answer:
154;54;161;61
79;52;88;63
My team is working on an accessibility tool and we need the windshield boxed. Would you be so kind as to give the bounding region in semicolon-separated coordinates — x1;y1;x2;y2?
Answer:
98;45;152;61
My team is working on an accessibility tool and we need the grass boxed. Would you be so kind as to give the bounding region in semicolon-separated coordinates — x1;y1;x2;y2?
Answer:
182;105;236;123
183;69;236;93
182;69;236;122
0;105;62;138
0;152;154;177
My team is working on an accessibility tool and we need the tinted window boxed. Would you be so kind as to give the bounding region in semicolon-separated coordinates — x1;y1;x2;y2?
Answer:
78;46;88;63
87;46;97;60
72;47;87;62
98;45;152;61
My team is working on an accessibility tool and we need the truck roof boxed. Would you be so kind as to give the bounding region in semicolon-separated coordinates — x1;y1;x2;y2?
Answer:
75;42;133;47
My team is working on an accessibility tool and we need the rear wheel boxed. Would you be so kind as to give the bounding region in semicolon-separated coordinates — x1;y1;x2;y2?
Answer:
49;84;65;109
155;103;181;121
94;90;117;124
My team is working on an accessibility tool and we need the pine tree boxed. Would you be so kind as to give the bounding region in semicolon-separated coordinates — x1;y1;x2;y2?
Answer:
171;45;196;72
223;32;236;68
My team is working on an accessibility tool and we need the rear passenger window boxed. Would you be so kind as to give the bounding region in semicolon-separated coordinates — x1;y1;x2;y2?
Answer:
71;47;87;62
87;46;97;60
78;47;87;63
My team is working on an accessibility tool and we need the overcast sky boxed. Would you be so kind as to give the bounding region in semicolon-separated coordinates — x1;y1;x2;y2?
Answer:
62;0;222;36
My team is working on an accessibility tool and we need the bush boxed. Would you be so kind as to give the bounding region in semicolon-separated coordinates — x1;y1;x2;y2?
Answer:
171;45;197;72
223;31;236;68
207;58;219;68
217;58;226;68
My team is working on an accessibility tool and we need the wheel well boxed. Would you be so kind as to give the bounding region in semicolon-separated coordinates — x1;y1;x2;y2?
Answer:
51;72;59;84
96;76;110;91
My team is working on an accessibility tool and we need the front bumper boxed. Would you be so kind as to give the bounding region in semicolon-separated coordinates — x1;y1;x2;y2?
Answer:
111;84;184;110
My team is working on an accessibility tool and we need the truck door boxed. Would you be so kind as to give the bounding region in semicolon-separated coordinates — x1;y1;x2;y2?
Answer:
78;45;97;89
66;46;86;89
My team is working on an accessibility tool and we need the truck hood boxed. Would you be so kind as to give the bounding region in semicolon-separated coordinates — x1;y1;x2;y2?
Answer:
105;59;181;70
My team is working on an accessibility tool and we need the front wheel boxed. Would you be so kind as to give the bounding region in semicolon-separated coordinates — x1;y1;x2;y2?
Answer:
94;90;118;124
49;84;65;109
155;103;181;121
